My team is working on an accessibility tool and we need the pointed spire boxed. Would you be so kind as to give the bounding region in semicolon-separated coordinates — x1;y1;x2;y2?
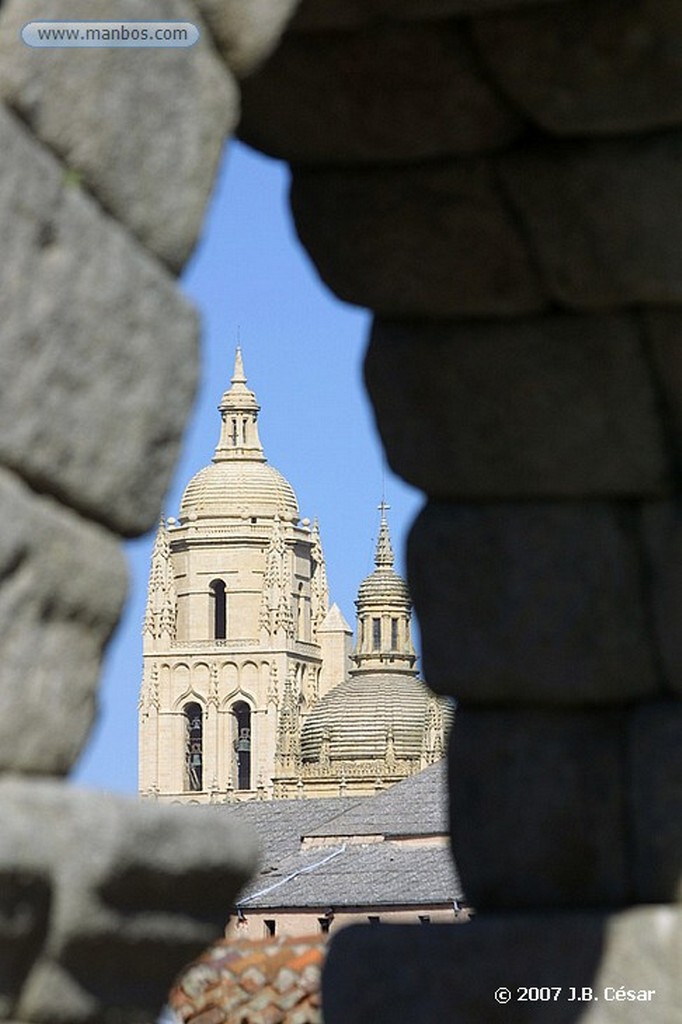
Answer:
213;344;265;462
353;501;415;672
232;345;247;384
310;517;329;633
375;501;394;568
143;519;176;644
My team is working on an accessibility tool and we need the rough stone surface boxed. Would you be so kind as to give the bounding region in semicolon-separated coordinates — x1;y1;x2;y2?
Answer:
638;500;682;698
291;163;543;316
447;710;629;909
473;1;682;137
643;309;682;483
239;22;522;162
408;502;659;705
367;315;671;499
500;132;682;308
629;703;682;903
0;778;258;1023
292;0;568;32
0;870;51;1019
322;911;681;1023
0;104;199;536
196;0;300;77
0;467;127;775
0;0;237;271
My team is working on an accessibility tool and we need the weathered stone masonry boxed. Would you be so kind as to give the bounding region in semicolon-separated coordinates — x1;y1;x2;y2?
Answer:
0;0;283;1019
241;1;682;1021
0;0;680;1022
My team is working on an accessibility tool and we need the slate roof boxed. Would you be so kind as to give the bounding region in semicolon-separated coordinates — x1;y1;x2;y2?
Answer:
306;762;449;838
218;764;463;910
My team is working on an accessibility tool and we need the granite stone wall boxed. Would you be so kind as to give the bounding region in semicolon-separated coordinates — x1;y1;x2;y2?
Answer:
0;0;277;1019
238;0;682;1020
1;0;680;1021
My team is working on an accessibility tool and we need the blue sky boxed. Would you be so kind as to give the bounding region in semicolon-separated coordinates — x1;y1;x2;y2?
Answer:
73;141;422;794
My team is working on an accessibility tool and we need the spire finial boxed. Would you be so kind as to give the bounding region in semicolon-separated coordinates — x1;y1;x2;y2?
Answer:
213;343;265;462
375;501;394;568
232;344;247;384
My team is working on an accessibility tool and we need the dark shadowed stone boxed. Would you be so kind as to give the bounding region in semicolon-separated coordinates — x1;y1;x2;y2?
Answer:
0;105;198;536
291;162;544;316
447;710;629;909
240;22;522;162
367;315;671;498
408;502;658;705
323;911;681;1024
0;468;126;774
629;702;682;903
0;779;258;1024
637;501;682;698
500;133;682;308
293;0;569;32
0;871;51;1019
642;309;682;485
0;0;236;271
473;1;682;137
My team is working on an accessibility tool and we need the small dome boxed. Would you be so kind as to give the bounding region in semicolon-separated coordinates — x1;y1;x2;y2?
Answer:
180;460;299;522
301;671;444;763
356;566;411;607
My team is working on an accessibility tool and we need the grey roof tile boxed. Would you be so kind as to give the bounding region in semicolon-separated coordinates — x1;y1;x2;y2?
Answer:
215;764;461;909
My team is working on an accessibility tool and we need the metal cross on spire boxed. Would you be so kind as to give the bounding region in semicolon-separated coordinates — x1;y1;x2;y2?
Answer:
378;499;391;519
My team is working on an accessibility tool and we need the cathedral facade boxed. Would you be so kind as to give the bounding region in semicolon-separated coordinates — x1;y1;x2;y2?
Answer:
138;350;450;802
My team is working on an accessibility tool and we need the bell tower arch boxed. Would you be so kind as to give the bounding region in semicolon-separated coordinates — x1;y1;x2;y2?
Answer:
139;347;328;802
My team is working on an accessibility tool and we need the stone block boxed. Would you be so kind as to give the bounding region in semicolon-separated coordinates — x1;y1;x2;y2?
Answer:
291;163;543;317
473;1;682;137
446;709;629;909
0;0;237;271
292;0;568;32
367;314;670;499
0;778;258;1023
196;0;299;77
0;871;51;1019
643;309;682;484
0;467;126;774
323;910;682;1024
629;702;682;903
0;104;198;536
637;500;682;698
239;22;522;162
500;132;682;308
408;502;658;705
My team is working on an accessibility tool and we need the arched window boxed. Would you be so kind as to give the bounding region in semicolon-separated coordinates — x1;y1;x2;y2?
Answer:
209;579;227;640
184;702;203;792
296;582;304;639
372;617;381;651
391;617;399;650
232;701;252;791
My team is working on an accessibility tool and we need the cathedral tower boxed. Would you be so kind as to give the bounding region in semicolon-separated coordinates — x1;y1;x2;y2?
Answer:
139;349;450;803
138;349;334;802
295;505;452;798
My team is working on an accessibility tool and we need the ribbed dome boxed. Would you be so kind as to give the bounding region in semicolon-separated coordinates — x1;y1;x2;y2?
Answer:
179;460;299;521
301;672;438;763
356;566;411;606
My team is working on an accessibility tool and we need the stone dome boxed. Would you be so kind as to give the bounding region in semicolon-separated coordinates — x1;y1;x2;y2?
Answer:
356;566;411;607
300;671;439;763
179;460;299;522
